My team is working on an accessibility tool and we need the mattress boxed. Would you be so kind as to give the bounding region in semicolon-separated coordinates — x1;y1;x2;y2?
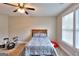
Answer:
25;37;56;56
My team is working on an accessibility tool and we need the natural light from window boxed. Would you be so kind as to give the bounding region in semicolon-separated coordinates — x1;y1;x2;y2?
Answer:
75;9;79;49
62;12;73;46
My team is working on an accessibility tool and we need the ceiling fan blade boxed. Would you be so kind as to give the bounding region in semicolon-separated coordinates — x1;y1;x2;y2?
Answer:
26;7;35;11
18;3;20;7
25;11;28;15
23;3;26;7
13;9;17;12
4;3;18;7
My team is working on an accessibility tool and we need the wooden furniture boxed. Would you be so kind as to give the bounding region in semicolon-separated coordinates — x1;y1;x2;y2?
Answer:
32;29;47;37
7;43;26;56
0;43;26;56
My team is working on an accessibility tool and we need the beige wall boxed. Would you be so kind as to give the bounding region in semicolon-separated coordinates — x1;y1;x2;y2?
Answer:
56;4;79;55
8;16;56;41
0;14;8;44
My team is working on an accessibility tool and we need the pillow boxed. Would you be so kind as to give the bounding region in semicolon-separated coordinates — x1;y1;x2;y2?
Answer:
33;33;47;37
33;33;40;37
39;33;47;37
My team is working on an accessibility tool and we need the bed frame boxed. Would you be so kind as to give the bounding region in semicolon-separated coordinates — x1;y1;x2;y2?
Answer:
32;29;47;37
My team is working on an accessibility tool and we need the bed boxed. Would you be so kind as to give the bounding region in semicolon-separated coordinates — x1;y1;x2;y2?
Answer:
25;29;56;56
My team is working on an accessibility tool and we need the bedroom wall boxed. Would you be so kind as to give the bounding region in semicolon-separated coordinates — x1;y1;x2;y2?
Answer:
0;14;8;44
56;4;79;55
8;16;56;42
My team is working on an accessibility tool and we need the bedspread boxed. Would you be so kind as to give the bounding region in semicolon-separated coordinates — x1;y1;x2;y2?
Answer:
25;37;56;56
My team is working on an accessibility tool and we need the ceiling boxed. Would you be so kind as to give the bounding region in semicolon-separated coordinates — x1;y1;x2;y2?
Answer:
0;3;72;16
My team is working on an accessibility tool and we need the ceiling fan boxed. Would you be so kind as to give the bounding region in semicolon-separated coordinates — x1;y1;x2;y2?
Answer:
3;3;35;15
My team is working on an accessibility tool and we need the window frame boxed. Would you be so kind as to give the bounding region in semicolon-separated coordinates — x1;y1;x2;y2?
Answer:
61;11;75;48
74;9;79;49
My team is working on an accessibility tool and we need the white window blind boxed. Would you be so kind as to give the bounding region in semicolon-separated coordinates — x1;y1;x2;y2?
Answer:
62;12;74;46
75;9;79;49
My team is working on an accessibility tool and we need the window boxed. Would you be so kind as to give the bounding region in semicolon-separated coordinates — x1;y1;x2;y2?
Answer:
75;8;79;49
62;8;79;49
62;12;74;46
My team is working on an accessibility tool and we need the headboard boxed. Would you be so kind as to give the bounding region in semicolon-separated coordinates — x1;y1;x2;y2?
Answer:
32;29;47;37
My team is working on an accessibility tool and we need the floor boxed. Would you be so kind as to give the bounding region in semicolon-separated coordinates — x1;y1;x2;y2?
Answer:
56;48;68;56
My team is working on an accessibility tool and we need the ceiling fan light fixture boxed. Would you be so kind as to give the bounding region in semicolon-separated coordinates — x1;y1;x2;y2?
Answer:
18;8;25;13
3;3;35;15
